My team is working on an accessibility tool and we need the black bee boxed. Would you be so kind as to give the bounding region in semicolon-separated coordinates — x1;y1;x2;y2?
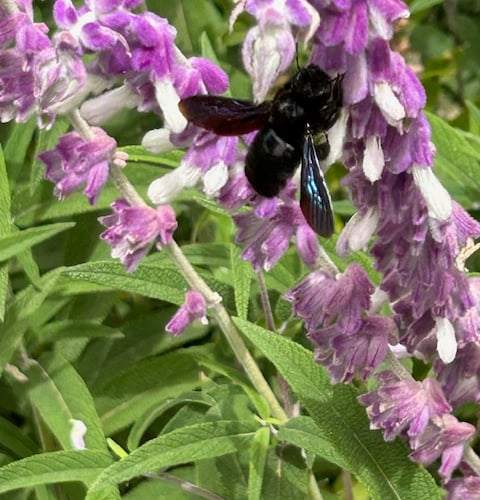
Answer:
178;64;343;237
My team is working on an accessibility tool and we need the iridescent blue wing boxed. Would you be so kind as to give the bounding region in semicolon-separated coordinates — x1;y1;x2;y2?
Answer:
300;133;334;237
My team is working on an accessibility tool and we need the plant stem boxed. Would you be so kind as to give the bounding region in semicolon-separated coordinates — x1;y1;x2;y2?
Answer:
109;167;287;422
165;239;287;422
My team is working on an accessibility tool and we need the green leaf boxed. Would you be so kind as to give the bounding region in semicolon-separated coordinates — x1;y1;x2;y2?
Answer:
36;320;124;345
466;100;480;136
427;112;480;207
0;269;63;374
86;420;257;498
261;445;309;499
26;353;107;451
0;450;114;494
233;318;441;500
277;416;345;469
194;350;271;421
3;118;37;181
84;310;207;390
120;146;183;169
409;0;444;13
181;242;231;269
127;392;216;451
231;244;252;319
248;427;270;500
0;144;9;320
0;416;39;458
12;185;117;225
95;349;203;435
63;261;236;312
0;222;75;262
63;261;187;304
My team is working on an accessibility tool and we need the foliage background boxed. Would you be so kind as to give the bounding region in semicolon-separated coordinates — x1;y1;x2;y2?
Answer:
0;0;480;498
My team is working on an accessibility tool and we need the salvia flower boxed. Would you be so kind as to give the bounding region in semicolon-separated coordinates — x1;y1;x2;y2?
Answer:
409;414;475;482
309;315;395;382
286;264;374;332
231;0;319;101
359;371;452;441
0;5;86;127
165;290;208;336
99;199;177;272
234;202;318;272
292;0;480;380
435;342;480;408
40;127;118;204
446;476;480;500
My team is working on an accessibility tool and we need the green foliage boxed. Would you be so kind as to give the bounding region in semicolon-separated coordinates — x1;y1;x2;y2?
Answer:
0;1;478;499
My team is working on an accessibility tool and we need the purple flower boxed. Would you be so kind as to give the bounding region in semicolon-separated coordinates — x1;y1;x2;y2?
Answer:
409;414;475;482
0;49;35;122
40;127;118;204
285;264;374;332
309;315;395;382
435;342;480;408
165;290;208;336
0;6;86;127
358;371;452;441
234;201;316;271
56;0;228;133
99;199;177;272
446;476;480;500
147;133;238;205
231;0;319;101
306;0;480;366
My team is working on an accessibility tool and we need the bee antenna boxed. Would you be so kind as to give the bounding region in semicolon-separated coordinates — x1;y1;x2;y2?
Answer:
295;42;300;70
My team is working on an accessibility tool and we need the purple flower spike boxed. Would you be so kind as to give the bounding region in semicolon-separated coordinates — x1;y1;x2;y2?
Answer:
285;263;374;332
99;199;177;272
309;315;395;382
0;5;86;127
231;0;319;101
165;290;208;336
358;371;452;441
446;476;480;500
234;204;304;271
409;414;475;482
40;127;118;204
435;342;480;408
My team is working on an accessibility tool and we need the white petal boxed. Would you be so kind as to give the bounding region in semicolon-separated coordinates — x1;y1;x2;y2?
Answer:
362;136;385;182
69;419;87;450
298;2;320;44
155;79;187;133
323;107;348;165
336;208;379;255
435;317;457;364
369;4;409;40
412;167;452;221
80;84;139;125
246;27;282;103
147;164;201;205
229;0;247;32
142;128;176;154
203;162;229;197
373;82;405;126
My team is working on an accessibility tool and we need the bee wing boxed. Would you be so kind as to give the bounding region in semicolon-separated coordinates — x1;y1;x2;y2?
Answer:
178;96;272;136
300;133;334;237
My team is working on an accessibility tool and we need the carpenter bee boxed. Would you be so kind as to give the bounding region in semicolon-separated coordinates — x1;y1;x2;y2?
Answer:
178;64;342;237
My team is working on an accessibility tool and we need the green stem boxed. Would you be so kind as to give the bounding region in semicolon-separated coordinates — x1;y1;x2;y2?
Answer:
165;240;287;422
109;167;287;422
